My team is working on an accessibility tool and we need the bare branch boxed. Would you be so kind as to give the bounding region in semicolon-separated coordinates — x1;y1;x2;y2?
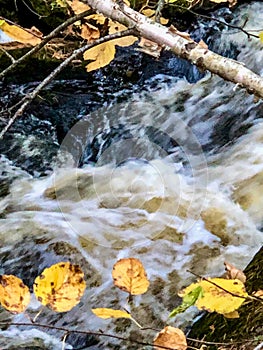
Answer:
0;28;138;139
0;9;94;80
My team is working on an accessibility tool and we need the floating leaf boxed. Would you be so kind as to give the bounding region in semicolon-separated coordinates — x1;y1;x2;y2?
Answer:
84;41;116;72
33;262;86;312
169;285;203;318
258;32;263;43
112;258;149;295
154;326;187;350
180;278;248;314
0;275;30;313
92;308;131;319
224;261;246;283
0;21;42;45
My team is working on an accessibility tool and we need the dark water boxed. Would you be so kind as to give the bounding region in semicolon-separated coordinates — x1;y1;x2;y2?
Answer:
0;2;263;349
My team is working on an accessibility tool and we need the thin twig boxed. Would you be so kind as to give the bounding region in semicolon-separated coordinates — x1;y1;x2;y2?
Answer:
0;28;138;139
0;9;94;80
19;0;48;18
0;47;16;63
0;321;197;350
187;270;249;300
0;321;260;349
155;0;165;23
169;4;259;39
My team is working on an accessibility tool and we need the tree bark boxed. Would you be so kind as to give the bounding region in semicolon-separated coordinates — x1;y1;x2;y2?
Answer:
84;0;263;99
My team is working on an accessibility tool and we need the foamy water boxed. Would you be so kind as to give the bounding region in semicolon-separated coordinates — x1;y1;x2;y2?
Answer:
0;2;263;348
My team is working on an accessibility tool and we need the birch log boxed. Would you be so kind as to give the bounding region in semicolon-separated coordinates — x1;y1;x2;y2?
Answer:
85;0;263;99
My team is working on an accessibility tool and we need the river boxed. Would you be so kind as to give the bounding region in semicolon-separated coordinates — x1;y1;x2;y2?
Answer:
0;2;263;349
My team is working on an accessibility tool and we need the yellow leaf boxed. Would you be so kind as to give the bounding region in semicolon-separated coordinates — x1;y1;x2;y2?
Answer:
209;0;227;2
259;32;263;43
141;9;168;25
111;36;137;47
142;9;155;17
0;21;42;45
80;23;100;42
223;310;240;318
86;13;106;25
108;20;137;47
253;290;263;299
154;326;187;350
0;275;30;313
92;308;132;319
66;0;90;14
180;278;248;314
112;258;149;295
160;17;169;25
83;41;116;72
33;262;86;312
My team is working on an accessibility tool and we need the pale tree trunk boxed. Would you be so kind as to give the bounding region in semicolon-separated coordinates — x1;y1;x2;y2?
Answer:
84;0;263;99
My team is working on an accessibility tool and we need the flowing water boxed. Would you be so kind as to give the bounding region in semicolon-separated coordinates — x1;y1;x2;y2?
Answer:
0;2;263;349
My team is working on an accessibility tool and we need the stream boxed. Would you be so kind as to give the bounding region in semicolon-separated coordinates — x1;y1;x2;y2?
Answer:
0;2;263;349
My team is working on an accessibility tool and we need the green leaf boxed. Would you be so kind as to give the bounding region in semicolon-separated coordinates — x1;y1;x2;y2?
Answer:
169;286;203;318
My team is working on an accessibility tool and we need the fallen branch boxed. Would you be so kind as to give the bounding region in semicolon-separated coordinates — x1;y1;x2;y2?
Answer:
0;321;259;349
84;0;263;98
0;9;94;79
0;28;137;139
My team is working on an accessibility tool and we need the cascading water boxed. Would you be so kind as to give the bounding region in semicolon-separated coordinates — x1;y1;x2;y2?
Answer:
0;2;263;349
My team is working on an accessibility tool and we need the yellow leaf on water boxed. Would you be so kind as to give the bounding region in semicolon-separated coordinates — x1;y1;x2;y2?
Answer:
0;275;30;313
33;262;86;312
259;32;263;44
154;326;187;350
0;21;42;45
112;258;149;295
83;41;116;72
92;308;132;319
180;278;248;314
